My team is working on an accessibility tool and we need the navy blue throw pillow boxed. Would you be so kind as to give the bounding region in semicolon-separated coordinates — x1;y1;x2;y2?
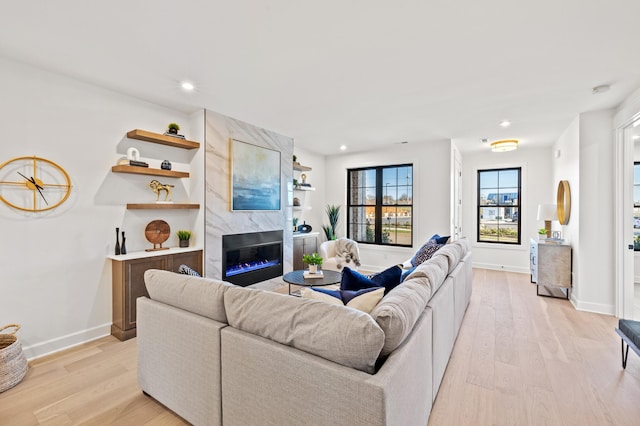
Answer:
341;264;402;295
433;235;450;244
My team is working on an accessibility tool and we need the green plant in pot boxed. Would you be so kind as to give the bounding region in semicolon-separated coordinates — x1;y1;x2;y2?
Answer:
302;252;323;274
167;122;180;135
538;228;547;239
177;230;191;247
292;217;299;233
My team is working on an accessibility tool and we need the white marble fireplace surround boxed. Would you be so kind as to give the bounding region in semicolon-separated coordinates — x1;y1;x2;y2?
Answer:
204;109;294;280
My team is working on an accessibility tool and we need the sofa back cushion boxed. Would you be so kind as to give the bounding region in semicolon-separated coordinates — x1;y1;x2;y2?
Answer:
431;244;463;273
224;286;384;374
370;263;438;356
144;269;232;324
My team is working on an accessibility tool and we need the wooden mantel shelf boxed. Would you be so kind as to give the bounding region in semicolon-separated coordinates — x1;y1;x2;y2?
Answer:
126;203;200;210
111;165;189;178
127;129;200;149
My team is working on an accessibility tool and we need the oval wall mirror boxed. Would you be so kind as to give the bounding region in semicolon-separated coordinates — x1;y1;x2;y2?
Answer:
557;180;571;225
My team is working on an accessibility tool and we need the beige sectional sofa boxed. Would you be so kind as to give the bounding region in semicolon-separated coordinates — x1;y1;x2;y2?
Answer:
137;239;472;425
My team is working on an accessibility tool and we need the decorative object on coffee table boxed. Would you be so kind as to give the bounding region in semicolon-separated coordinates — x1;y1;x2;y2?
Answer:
177;230;191;247
145;220;171;251
302;252;323;274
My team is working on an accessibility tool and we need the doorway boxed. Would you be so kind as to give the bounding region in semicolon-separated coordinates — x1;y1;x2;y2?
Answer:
616;111;640;320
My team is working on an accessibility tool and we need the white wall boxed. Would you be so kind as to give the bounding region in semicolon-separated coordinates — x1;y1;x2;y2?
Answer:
461;146;553;273
551;110;616;314
0;57;204;358
324;140;452;271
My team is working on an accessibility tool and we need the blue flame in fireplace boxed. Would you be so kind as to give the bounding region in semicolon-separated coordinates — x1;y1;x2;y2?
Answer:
226;259;281;277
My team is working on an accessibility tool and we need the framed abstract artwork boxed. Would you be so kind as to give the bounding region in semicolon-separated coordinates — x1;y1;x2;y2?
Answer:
230;139;281;211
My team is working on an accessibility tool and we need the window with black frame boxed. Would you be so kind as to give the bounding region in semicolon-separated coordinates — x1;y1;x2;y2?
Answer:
477;167;521;244
347;164;413;247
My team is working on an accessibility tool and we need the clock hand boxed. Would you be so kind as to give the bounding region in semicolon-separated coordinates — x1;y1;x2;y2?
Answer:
17;171;48;205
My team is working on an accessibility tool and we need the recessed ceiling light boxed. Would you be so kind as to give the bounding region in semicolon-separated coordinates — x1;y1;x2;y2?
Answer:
499;120;511;128
632;135;640;140
340;145;347;151
181;81;195;91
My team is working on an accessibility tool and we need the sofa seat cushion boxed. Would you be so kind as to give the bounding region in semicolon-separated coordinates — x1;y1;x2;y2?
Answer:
224;286;385;374
144;269;233;324
299;287;385;313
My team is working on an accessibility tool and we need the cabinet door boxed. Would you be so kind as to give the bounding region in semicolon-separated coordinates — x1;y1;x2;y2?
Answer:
168;250;203;275
538;245;571;288
293;238;305;270
124;257;168;330
293;236;318;270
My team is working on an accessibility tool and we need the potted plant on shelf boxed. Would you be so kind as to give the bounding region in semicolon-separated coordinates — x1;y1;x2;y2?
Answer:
538;228;547;240
323;204;341;240
302;252;323;274
177;230;192;247
292;217;299;233
167;122;180;135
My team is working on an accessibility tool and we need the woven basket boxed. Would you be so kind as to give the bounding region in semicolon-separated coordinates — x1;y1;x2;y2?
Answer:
0;324;28;393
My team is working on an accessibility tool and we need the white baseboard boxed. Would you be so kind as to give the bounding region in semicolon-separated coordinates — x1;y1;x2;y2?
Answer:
571;299;615;316
472;262;530;274
22;323;112;361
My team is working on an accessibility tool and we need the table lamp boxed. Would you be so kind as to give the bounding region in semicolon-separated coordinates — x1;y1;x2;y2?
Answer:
537;204;557;238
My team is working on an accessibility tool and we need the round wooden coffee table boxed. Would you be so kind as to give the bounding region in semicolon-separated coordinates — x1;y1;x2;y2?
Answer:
282;270;341;295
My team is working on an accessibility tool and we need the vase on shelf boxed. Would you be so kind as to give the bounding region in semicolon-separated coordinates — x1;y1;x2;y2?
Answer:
115;227;121;255
179;239;189;248
121;231;127;255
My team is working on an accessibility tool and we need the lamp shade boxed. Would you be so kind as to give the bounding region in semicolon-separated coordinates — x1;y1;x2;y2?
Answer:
537;204;557;221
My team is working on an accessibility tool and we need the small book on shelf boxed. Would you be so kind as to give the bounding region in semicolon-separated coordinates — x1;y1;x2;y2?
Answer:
303;270;324;279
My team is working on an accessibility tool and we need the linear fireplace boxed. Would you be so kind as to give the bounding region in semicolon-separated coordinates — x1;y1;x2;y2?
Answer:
222;230;283;286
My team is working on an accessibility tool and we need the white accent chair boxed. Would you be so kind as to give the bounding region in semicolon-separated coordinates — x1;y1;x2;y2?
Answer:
319;239;361;272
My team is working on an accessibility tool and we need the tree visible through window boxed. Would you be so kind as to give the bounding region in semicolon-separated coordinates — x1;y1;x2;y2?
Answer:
347;164;413;246
477;167;521;244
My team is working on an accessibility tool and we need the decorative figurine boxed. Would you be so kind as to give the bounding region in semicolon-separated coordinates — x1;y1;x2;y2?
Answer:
161;160;172;170
149;179;174;202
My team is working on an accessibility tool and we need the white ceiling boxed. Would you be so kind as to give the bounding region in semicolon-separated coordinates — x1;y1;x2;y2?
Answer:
2;1;639;155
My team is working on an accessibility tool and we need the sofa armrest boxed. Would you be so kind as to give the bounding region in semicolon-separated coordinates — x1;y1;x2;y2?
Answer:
137;297;226;426
221;309;433;426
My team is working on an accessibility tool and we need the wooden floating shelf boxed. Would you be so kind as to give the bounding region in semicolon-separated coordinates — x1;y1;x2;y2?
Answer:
126;203;200;210
293;162;312;172
127;129;200;149
111;165;189;178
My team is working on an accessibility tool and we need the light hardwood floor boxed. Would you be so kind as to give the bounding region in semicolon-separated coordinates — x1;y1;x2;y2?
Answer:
2;269;640;425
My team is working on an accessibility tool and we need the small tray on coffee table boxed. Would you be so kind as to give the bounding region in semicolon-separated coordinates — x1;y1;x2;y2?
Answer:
282;270;341;296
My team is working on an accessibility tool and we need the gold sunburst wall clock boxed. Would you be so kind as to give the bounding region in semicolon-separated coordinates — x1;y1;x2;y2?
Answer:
0;156;72;212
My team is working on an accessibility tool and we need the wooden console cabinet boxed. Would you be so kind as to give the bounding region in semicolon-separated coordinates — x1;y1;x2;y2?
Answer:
110;249;203;340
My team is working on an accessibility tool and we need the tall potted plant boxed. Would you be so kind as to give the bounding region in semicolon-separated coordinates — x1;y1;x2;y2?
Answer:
324;204;341;240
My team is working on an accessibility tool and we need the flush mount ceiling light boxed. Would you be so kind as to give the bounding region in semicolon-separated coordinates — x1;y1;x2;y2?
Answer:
490;139;518;152
499;119;511;128
632;135;640;140
181;81;195;91
340;145;347;151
